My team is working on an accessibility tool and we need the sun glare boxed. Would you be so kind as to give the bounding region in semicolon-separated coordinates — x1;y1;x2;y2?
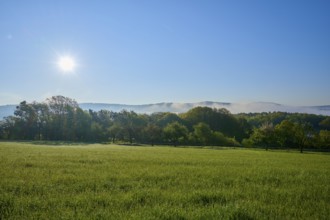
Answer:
58;56;76;73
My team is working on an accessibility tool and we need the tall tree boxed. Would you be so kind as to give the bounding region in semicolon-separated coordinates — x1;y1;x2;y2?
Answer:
143;124;162;146
193;122;213;146
294;123;314;153
182;106;244;140
275;120;296;148
249;122;276;150
14;101;38;139
318;130;330;149
108;124;122;143
115;110;145;144
46;96;79;140
319;117;330;130
163;122;188;146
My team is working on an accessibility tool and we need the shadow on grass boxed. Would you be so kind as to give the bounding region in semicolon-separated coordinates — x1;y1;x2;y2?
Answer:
29;141;95;146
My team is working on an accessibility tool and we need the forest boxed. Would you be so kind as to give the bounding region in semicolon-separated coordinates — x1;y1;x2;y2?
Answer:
0;95;329;152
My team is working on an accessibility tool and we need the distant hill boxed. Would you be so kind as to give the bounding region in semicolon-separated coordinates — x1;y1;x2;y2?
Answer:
1;102;330;120
79;102;330;115
79;101;232;114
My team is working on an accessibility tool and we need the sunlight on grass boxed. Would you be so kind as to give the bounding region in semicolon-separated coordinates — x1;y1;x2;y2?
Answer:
0;142;329;219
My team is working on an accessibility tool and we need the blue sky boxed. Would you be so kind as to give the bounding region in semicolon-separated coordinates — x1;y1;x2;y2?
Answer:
1;0;329;106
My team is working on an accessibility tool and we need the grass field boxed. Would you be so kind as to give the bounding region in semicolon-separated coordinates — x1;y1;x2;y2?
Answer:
0;142;329;219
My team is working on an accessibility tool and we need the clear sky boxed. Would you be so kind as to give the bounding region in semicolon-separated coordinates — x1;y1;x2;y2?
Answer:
1;0;329;106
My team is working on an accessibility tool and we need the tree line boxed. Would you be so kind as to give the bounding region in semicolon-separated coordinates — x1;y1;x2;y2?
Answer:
0;95;329;151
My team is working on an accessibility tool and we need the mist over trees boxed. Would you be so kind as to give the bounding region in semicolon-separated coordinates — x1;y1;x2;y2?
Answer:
0;95;329;151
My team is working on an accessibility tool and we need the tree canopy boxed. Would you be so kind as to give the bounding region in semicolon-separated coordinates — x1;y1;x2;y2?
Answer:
0;96;329;151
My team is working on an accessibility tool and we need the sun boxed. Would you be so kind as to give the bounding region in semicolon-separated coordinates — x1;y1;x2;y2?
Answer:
57;55;76;73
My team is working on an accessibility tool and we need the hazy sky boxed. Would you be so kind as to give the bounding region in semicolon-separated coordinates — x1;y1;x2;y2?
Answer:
1;0;329;106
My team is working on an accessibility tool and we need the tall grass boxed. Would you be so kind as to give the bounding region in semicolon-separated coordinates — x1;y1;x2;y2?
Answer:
0;142;329;219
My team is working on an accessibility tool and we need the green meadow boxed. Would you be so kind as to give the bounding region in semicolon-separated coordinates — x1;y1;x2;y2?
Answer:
0;142;329;219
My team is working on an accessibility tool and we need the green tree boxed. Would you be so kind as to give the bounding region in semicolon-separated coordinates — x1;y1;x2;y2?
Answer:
193;122;213;146
46;96;79;141
294;123;314;153
182;106;245;141
74;108;92;141
318;130;330;149
108;124;123;143
154;112;185;128
90;122;103;142
319;117;330;130
163;122;188;146
14;101;38;139
275;120;315;152
275;120;296;148
0;116;17;139
212;131;240;147
115;110;145;144
249;122;276;150
143;124;162;146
